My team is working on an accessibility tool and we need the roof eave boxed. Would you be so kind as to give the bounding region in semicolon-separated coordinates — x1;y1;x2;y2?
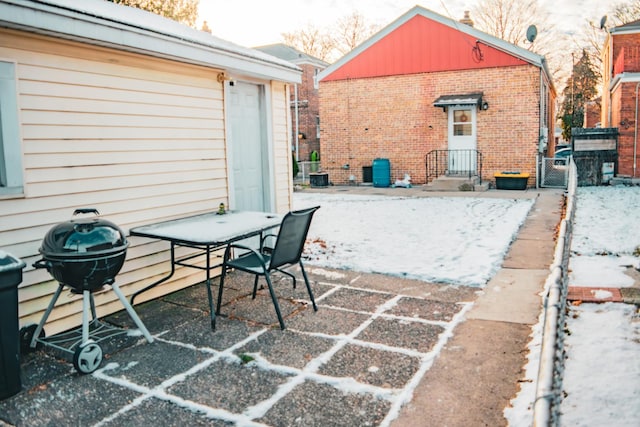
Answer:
610;26;640;35
0;0;302;83
610;72;640;92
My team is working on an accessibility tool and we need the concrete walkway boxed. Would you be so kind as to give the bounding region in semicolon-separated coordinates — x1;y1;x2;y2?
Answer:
0;186;565;427
391;187;564;426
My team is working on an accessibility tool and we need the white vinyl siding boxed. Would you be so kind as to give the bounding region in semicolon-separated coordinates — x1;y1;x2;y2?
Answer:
0;30;232;335
271;81;294;212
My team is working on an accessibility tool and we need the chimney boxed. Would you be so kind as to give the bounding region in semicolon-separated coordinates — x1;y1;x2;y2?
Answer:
460;11;474;27
201;20;211;33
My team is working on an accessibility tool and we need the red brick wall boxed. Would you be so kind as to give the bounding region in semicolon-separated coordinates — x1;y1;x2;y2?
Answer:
614;34;640;74
291;63;322;162
319;65;545;186
611;81;639;177
606;33;640;177
584;99;601;128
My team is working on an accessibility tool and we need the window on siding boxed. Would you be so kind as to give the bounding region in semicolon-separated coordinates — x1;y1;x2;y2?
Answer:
0;61;23;196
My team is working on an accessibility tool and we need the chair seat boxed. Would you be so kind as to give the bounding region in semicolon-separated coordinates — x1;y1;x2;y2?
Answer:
216;206;320;329
227;252;272;274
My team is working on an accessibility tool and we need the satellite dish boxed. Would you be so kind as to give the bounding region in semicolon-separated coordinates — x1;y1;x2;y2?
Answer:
526;25;537;43
600;15;608;30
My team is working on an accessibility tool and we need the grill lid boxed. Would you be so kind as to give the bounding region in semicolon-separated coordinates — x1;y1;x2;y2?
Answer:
40;209;128;258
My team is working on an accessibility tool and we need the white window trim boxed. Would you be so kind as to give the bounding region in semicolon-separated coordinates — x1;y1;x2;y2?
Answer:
0;60;24;197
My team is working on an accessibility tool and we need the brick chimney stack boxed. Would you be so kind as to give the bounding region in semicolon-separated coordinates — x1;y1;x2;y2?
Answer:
460;11;474;27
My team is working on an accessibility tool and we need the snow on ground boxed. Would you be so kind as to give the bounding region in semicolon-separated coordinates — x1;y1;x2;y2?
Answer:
294;187;640;426
559;186;640;426
294;193;534;287
505;186;640;426
560;303;640;427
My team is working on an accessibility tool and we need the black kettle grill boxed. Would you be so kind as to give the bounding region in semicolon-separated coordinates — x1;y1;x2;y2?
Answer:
23;209;153;374
34;208;129;292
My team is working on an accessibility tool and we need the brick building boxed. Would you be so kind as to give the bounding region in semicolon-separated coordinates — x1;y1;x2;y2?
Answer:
255;44;328;162
601;20;640;178
584;98;602;128
317;6;556;188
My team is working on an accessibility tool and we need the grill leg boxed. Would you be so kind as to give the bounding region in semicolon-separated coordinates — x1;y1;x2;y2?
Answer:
31;284;64;348
110;283;154;343
82;290;91;344
89;293;98;320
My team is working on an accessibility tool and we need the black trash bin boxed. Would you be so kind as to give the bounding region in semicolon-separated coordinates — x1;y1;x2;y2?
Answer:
0;252;25;400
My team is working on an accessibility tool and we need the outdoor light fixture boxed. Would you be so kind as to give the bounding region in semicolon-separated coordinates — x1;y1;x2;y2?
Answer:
481;101;489;110
216;73;235;85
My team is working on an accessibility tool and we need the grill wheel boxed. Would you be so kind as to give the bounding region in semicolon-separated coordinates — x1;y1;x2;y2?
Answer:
73;340;103;374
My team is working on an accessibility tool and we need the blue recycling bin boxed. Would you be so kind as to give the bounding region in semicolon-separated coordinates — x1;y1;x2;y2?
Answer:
372;158;390;188
0;252;25;400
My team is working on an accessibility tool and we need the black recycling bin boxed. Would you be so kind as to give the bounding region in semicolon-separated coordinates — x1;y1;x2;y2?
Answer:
0;252;25;400
310;173;329;187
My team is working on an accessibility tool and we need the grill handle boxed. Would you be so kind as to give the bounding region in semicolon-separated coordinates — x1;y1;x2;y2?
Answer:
73;208;100;216
33;259;64;270
33;259;51;269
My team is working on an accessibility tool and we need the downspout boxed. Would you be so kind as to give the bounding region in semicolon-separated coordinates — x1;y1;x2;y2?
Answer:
634;82;639;178
608;33;614;125
537;66;545;189
294;83;299;161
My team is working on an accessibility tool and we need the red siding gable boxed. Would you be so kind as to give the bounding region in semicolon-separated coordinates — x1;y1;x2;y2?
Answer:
323;15;528;81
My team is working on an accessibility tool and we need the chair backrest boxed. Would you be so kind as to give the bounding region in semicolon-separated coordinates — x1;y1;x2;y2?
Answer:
269;206;320;269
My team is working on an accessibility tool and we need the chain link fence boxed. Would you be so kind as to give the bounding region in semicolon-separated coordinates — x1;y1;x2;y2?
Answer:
540;157;570;188
533;159;577;426
293;161;321;186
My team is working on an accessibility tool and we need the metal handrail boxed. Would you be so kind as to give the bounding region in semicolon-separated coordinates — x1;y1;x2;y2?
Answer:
425;149;482;183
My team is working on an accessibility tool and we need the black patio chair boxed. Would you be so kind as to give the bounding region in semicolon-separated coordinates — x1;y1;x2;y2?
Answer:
216;206;320;329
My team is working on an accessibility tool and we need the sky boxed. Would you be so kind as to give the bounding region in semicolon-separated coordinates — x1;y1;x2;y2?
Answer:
293;187;640;426
197;0;610;49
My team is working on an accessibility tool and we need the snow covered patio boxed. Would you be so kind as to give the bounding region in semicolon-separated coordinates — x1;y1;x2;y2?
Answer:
0;187;573;426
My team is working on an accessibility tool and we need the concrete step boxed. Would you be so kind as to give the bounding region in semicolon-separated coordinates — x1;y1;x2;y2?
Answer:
424;176;488;192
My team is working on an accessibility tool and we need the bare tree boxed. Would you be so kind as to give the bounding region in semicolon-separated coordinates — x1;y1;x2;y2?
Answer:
470;0;563;82
611;0;640;23
471;0;543;47
281;12;379;62
333;12;380;56
282;24;336;62
108;0;199;27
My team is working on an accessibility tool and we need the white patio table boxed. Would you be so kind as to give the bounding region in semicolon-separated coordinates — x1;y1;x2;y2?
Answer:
129;210;283;329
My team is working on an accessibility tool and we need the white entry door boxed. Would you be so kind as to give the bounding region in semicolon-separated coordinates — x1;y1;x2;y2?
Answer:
447;106;477;174
228;82;270;211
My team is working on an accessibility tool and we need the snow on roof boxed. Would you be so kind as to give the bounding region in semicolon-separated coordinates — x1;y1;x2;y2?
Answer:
254;43;329;68
0;0;301;83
